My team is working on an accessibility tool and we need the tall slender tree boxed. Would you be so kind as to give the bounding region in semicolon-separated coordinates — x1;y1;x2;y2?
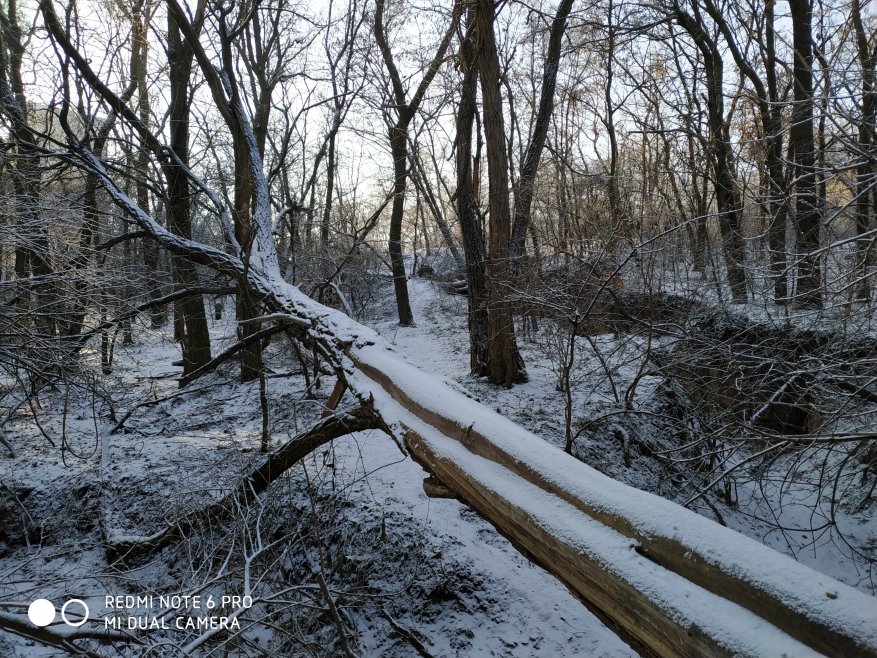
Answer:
673;2;748;303
455;5;489;375
852;0;876;302
788;0;823;308
474;0;526;385
508;0;575;269
165;1;212;378
373;0;459;326
0;0;55;335
703;0;789;302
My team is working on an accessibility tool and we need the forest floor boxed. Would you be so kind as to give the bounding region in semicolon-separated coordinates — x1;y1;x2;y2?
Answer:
0;266;874;657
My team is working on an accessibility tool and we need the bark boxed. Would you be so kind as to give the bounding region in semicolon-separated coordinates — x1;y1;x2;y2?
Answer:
475;0;526;385
387;124;415;325
788;0;823;308
166;8;212;378
179;324;287;388
321;128;337;248
456;7;489;375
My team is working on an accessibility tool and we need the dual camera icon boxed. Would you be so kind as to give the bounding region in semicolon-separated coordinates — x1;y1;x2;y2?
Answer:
27;598;89;627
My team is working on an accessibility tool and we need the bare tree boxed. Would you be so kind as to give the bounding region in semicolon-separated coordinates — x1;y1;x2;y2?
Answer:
852;0;876;302
0;0;56;336
473;0;527;385
373;0;459;326
455;4;490;374
788;0;823;308
165;1;212;377
672;1;748;303
702;0;790;303
508;0;576;269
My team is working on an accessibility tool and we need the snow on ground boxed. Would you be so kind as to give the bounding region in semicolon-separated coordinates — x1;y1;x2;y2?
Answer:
0;298;637;657
1;269;874;656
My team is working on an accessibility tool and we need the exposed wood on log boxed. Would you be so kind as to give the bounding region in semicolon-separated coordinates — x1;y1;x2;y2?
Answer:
402;427;732;658
322;378;348;417
422;476;455;499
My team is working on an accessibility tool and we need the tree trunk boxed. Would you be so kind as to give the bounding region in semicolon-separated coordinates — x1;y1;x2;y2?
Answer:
764;1;789;302
762;0;789;304
373;0;458;326
1;0;54;335
166;11;212;379
320;129;337;250
853;0;875;302
130;1;166;329
234;144;264;382
605;0;621;227
788;0;822;308
509;0;575;269
704;0;788;302
456;8;489;375
475;0;526;386
674;7;748;304
388;123;415;325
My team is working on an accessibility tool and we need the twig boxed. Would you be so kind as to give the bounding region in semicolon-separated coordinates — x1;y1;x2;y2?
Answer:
316;571;360;658
380;606;436;658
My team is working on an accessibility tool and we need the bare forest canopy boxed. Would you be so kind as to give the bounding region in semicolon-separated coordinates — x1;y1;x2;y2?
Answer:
1;0;876;656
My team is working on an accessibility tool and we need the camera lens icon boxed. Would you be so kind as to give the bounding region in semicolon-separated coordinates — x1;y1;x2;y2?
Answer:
61;599;89;627
27;599;89;627
27;599;55;627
